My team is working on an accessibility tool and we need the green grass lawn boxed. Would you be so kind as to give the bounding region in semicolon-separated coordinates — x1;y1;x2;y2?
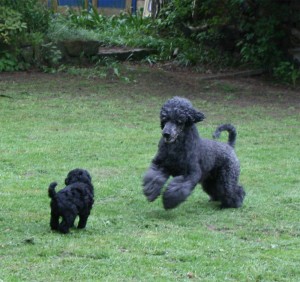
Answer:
0;67;299;281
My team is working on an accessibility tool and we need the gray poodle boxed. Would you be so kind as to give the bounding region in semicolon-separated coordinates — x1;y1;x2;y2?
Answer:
143;97;245;210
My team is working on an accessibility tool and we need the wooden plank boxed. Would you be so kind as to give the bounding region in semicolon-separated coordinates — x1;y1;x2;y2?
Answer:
125;0;131;12
49;0;58;11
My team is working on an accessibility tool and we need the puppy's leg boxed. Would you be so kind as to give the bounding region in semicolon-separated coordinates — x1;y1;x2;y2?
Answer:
163;170;201;209
59;213;76;234
143;164;169;202
50;211;59;231
78;211;90;229
59;221;70;234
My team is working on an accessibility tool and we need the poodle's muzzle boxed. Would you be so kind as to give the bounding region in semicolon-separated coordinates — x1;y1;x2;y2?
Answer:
162;121;182;143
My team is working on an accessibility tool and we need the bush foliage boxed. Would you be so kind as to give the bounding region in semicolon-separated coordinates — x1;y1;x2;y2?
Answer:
1;0;49;33
0;7;27;45
160;0;296;67
0;0;299;83
0;0;49;71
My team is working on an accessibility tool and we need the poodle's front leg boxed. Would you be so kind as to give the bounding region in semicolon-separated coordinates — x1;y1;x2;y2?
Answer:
163;170;201;210
143;164;169;202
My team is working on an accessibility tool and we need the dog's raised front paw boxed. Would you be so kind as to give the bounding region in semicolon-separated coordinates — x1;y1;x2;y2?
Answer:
143;181;162;202
162;178;193;209
143;169;168;202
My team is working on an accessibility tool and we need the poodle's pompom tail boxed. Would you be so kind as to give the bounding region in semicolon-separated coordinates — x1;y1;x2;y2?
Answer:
213;124;237;148
48;182;58;198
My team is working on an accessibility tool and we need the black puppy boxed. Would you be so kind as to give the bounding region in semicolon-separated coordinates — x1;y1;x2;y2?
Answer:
48;168;94;234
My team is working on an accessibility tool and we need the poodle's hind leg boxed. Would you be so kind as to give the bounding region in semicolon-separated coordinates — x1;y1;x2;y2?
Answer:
143;165;169;202
220;185;245;208
216;172;246;208
202;177;220;202
226;184;245;208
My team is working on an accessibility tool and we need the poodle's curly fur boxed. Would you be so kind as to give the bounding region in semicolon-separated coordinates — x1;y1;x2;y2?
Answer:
48;168;94;234
143;97;245;210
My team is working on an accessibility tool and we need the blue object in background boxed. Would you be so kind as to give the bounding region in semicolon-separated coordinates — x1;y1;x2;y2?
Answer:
97;0;126;8
58;0;83;6
131;0;137;13
49;0;136;12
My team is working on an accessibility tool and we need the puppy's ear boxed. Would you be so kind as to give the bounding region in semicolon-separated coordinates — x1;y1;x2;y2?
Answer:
65;177;70;185
188;109;205;124
86;171;92;181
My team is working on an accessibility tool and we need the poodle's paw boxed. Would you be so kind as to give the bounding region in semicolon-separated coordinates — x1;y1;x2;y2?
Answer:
221;185;246;208
163;190;183;209
143;180;163;202
162;178;191;209
143;168;168;202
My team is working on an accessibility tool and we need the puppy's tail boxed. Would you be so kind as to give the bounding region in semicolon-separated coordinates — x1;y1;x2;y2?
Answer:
213;124;237;148
48;182;58;198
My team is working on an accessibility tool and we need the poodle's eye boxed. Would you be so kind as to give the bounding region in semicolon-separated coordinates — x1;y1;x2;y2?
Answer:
177;120;184;125
161;116;168;122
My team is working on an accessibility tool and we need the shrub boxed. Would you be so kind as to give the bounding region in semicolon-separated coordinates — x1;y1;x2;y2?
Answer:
0;7;27;46
0;0;51;71
0;52;20;71
67;6;106;30
238;13;286;69
273;61;300;86
0;7;28;71
1;0;50;33
47;16;100;42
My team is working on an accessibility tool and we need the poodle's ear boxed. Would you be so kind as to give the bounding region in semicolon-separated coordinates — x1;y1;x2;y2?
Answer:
187;108;205;124
160;121;164;129
193;110;205;123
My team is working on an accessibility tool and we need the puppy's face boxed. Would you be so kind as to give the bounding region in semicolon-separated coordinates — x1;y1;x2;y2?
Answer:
160;97;205;144
65;169;92;185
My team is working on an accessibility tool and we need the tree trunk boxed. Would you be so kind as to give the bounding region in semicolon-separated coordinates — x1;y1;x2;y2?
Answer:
192;0;201;22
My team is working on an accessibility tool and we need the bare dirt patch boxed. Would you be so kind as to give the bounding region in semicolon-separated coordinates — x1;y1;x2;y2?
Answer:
147;65;299;108
0;65;299;113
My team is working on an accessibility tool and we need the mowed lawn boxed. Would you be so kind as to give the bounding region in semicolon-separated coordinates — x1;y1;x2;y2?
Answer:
0;67;299;281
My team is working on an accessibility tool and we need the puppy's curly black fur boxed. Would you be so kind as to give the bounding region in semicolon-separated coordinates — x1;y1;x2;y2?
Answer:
143;97;245;210
48;168;94;234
